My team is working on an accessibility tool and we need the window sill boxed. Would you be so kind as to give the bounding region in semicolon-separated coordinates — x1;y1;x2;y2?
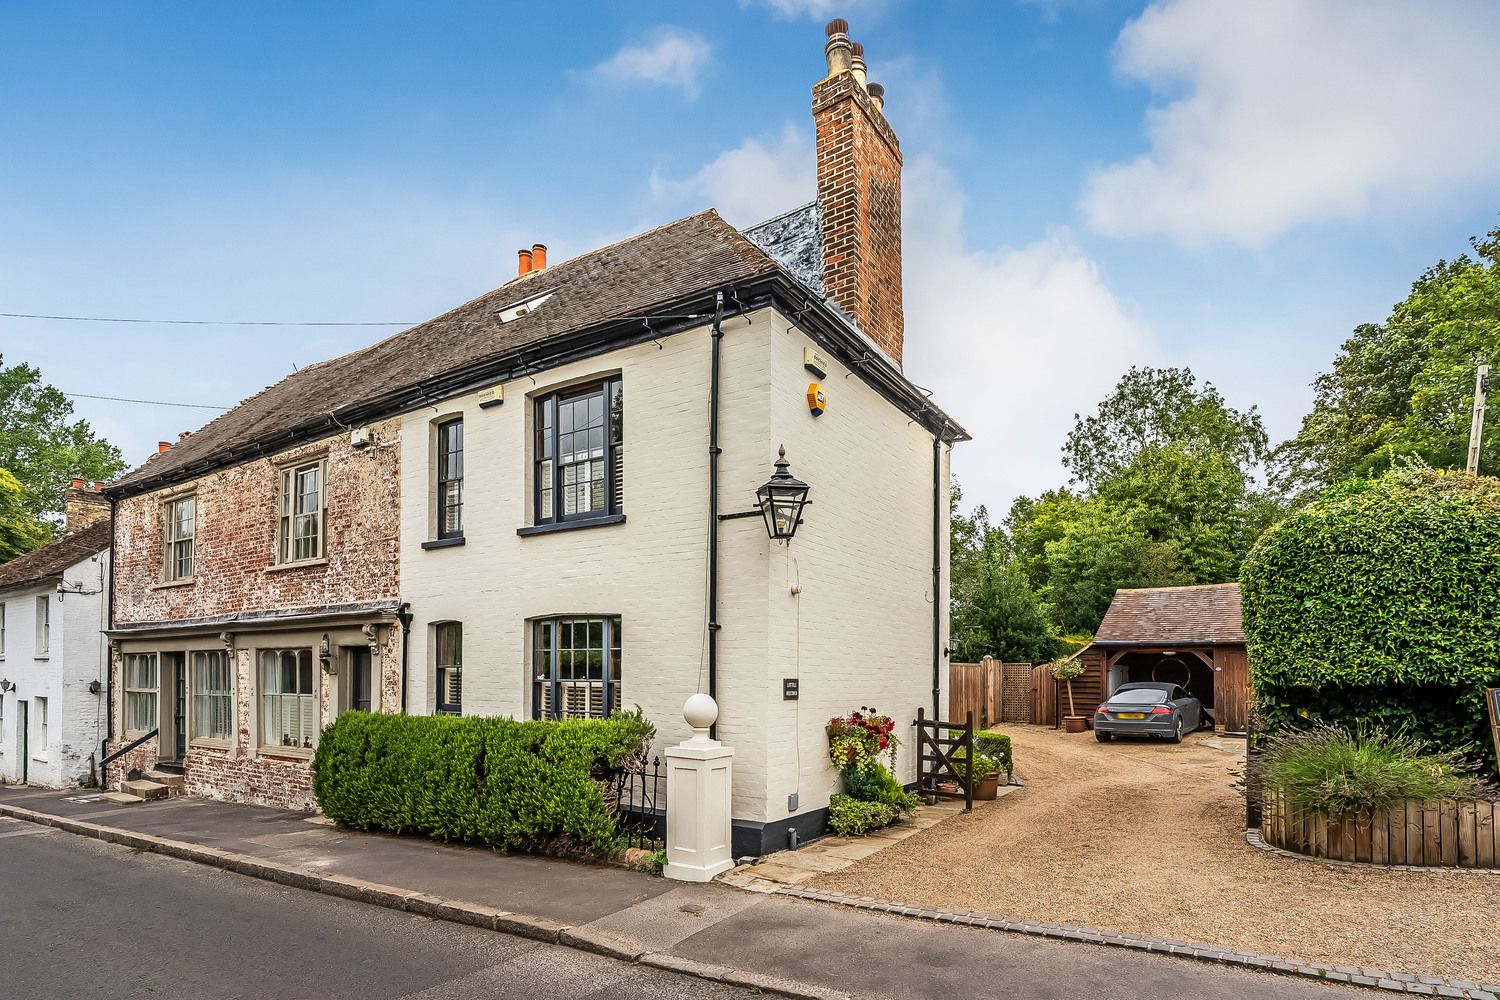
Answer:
33;655;49;662
124;730;157;741
516;513;626;537
32;753;49;762
189;739;231;752
259;747;315;761
421;535;466;550
266;558;328;573
152;577;197;590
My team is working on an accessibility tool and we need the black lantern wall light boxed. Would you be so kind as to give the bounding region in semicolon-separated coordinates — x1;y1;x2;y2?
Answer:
721;446;811;541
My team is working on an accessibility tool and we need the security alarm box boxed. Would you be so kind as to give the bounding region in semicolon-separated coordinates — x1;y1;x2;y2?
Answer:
477;384;504;409
803;346;829;380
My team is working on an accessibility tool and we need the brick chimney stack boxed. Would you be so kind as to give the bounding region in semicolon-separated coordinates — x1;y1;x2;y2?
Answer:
64;477;109;534
814;18;904;365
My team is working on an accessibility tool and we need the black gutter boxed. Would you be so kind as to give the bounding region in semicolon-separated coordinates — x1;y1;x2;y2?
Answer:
396;602;413;714
707;291;724;739
104;274;968;502
932;424;946;720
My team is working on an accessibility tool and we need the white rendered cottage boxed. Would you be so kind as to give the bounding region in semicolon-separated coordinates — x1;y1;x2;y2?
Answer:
0;485;111;788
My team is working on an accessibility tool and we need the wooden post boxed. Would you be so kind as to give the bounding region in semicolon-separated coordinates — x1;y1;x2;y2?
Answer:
964;711;974;812
1467;363;1489;474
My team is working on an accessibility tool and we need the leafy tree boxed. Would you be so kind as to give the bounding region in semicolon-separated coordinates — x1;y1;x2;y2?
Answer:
0;467;51;561
0;356;125;521
1003;488;1079;591
1273;226;1500;499
1062;366;1268;492
1042;500;1186;634
958;554;1059;663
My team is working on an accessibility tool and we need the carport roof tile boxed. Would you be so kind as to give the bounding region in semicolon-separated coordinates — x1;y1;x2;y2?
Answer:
1094;583;1243;646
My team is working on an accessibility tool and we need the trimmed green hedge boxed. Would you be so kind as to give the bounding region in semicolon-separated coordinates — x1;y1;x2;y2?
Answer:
1242;467;1500;767
312;710;655;856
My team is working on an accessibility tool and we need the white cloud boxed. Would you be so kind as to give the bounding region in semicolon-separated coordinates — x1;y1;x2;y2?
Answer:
650;124;815;225
656;127;1157;511
902;157;1158;509
593;27;714;100
1082;0;1500;247
742;0;887;20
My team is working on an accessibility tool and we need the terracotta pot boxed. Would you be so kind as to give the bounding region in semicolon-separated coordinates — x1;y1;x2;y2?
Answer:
974;773;1000;800
1063;715;1088;734
936;781;959;795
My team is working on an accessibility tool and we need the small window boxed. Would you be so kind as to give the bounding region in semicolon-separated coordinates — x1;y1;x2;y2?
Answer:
191;650;233;742
532;616;621;720
259;648;317;749
35;597;49;655
436;418;464;539
164;496;196;581
34;697;48;754
435;622;462;715
278;461;326;563
125;653;159;733
534;378;622;525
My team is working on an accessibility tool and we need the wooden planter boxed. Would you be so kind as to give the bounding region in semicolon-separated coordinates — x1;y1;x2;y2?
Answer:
1261;791;1500;868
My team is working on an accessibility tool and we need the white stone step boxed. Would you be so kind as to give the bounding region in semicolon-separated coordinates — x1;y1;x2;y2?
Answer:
119;779;169;801
142;770;185;790
99;792;143;805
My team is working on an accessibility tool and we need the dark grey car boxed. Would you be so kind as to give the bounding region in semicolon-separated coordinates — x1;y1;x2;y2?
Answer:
1093;682;1202;743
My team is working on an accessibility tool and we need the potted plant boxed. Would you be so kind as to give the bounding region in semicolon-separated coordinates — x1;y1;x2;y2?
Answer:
1051;659;1088;733
949;745;1002;800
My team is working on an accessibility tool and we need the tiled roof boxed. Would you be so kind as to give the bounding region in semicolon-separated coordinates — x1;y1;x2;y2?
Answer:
1093;583;1244;646
109;210;783;494
0;520;110;591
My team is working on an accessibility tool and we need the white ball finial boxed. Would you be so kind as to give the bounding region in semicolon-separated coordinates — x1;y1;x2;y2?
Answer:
684;692;719;731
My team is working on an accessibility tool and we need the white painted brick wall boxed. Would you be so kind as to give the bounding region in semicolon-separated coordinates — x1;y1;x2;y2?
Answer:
0;549;110;788
398;306;952;825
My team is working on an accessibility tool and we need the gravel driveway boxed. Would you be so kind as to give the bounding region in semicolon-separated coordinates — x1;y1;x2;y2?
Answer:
811;725;1500;985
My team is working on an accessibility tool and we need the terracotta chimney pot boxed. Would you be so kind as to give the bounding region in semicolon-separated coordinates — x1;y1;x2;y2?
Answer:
158;441;172;454
518;248;533;276
71;477;85;491
531;243;548;271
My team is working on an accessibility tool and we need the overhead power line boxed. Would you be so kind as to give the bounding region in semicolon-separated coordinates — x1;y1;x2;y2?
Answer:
64;392;230;411
1;311;413;327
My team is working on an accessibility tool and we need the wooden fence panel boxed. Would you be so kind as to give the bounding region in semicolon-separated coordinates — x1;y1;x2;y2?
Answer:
1031;664;1058;727
948;662;981;727
1000;662;1032;723
1262;797;1500;868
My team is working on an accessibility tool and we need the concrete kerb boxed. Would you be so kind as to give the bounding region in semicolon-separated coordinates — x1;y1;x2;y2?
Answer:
0;801;838;1000
773;885;1500;999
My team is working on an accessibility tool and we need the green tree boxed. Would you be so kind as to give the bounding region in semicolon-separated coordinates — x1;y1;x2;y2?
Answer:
0;467;51;561
1273;226;1500;499
1003;488;1080;591
1042;500;1186;634
0;356;126;521
958;554;1059;663
1062;366;1268;491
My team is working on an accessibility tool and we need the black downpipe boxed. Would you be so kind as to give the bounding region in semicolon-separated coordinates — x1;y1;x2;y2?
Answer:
707;292;725;739
932;425;946;720
101;494;118;789
397;603;413;714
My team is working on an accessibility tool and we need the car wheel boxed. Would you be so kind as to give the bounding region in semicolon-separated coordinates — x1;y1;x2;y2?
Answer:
1170;717;1184;744
1095;729;1112;743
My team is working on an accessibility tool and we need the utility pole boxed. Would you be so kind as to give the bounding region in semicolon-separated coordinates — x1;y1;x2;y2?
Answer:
1467;364;1490;475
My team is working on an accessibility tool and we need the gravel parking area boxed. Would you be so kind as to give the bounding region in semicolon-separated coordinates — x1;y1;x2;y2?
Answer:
812;725;1500;985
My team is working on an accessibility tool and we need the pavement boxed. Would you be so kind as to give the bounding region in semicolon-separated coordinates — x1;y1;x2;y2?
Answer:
0;785;1377;1000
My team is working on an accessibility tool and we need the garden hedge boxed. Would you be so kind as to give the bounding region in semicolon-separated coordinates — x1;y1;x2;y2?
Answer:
312;710;654;855
1241;467;1500;768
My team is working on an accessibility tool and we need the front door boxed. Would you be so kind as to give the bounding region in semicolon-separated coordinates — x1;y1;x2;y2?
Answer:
173;656;187;761
350;649;372;713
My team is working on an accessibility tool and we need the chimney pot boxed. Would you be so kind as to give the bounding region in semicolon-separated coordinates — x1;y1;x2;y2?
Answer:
518;249;533;276
850;42;867;88
178;431;190;441
71;477;85;491
867;81;885;112
158;441;172;454
823;20;852;77
531;244;548;271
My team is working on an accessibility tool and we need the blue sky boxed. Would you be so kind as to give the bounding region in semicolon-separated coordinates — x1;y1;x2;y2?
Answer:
3;0;1497;515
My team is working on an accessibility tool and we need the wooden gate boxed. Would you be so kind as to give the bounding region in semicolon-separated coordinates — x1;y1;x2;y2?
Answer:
1031;663;1058;727
1215;648;1250;733
914;707;974;811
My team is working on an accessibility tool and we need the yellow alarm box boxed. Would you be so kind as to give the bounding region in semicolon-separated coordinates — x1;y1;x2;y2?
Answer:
807;383;827;417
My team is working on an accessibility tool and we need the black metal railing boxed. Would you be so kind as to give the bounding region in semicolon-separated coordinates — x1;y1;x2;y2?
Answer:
98;728;158;790
609;754;665;851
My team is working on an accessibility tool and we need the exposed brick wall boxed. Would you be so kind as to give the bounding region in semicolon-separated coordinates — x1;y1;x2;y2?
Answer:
814;70;904;365
184;745;315;812
103;738;160;789
112;419;402;625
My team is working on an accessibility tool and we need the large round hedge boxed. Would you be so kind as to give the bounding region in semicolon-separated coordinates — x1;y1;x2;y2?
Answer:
1242;467;1500;765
